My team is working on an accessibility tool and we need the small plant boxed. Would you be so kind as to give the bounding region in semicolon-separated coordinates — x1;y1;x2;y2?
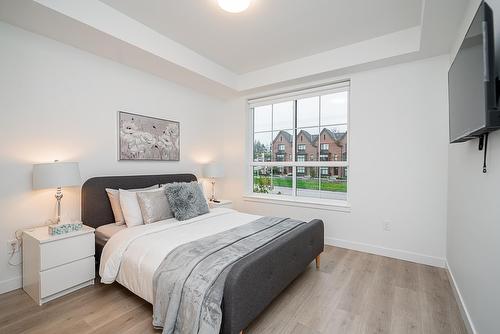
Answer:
253;176;272;193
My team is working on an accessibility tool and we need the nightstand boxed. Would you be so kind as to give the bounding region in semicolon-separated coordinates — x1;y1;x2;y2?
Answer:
209;199;233;209
22;225;95;305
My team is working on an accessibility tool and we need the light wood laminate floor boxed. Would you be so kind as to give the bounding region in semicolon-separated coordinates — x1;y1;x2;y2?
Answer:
0;246;467;334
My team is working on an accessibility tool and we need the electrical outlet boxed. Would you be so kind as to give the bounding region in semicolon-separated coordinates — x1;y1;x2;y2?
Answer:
383;221;392;231
7;240;19;255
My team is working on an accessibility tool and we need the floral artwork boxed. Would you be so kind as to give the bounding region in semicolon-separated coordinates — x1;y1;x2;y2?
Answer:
118;111;180;161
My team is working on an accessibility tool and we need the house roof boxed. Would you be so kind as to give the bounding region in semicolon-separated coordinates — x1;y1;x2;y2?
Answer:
273;130;293;144
296;129;315;144
319;128;347;143
273;128;346;144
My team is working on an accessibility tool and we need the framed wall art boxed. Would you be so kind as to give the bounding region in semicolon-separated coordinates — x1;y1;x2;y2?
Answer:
118;111;180;161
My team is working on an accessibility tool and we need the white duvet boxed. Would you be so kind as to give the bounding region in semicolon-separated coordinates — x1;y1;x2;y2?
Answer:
99;208;261;303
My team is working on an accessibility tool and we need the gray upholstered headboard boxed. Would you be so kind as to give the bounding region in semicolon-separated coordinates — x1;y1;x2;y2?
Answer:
81;173;197;228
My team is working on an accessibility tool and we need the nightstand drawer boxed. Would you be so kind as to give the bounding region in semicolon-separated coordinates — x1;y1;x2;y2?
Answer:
40;233;94;270
40;256;95;298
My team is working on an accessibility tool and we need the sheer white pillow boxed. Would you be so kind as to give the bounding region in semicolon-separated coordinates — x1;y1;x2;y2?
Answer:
119;187;161;227
106;185;157;225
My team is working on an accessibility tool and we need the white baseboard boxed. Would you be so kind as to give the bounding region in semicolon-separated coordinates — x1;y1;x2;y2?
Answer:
324;237;446;268
0;276;22;294
446;262;476;334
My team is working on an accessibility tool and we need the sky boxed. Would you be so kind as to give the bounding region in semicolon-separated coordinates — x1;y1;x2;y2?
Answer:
254;91;348;133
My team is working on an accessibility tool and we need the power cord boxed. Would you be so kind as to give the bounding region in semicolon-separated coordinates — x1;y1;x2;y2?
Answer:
483;133;489;173
7;229;23;266
8;221;53;266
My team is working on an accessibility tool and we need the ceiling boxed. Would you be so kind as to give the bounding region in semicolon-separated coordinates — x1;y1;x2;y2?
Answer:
0;0;471;97
101;0;422;74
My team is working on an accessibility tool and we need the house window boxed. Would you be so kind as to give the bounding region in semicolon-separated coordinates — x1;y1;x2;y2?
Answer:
250;82;349;203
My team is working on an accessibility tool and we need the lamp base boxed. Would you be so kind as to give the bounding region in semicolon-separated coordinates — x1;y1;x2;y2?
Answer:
209;180;217;202
55;187;63;224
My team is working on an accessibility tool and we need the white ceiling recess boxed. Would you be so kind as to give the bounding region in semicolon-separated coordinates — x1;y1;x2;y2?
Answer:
101;0;423;74
0;0;470;96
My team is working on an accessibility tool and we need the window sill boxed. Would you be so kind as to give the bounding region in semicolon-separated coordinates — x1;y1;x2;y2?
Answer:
243;194;351;212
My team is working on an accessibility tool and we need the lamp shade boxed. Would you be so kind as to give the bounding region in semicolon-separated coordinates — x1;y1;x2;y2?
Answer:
202;163;224;178
32;161;81;190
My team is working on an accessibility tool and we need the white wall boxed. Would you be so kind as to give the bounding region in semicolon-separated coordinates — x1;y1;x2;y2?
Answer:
0;22;225;293
446;1;500;333
447;132;500;334
221;55;450;267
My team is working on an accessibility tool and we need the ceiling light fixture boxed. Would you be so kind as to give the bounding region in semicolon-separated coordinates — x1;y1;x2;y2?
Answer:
217;0;251;13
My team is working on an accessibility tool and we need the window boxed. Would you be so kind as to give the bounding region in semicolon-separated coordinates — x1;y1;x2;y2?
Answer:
249;82;349;203
319;154;329;161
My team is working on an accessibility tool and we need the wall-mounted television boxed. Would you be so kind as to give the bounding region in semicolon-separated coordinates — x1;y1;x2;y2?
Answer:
448;1;500;143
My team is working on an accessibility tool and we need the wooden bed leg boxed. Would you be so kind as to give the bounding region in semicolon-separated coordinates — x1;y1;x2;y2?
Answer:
240;331;244;334
315;255;321;269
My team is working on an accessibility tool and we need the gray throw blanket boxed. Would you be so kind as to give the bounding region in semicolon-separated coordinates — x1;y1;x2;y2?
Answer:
152;216;305;334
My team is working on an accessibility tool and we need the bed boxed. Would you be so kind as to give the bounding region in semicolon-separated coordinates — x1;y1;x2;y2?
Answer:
81;173;324;334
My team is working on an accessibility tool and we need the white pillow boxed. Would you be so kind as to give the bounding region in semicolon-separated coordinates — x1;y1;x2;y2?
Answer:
119;187;163;227
106;185;157;225
106;189;125;225
199;182;211;207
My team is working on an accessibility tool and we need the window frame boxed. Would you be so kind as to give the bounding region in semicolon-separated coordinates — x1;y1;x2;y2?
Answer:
246;81;351;209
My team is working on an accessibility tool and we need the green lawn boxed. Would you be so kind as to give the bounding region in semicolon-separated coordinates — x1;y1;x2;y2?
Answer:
254;176;347;192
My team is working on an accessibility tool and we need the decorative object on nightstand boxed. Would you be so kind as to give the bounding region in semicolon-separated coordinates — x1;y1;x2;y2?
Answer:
202;162;224;202
208;199;233;209
22;225;95;305
32;160;81;223
48;221;83;235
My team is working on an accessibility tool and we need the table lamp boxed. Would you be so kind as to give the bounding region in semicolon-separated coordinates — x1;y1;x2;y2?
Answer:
32;161;81;223
202;163;224;202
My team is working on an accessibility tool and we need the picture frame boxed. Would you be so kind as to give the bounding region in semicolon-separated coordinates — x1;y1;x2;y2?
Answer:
118;111;180;161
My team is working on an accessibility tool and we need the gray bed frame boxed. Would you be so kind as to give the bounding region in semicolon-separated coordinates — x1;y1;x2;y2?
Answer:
81;173;324;334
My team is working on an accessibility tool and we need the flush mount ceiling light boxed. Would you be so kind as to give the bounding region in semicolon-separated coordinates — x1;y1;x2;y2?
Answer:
217;0;251;13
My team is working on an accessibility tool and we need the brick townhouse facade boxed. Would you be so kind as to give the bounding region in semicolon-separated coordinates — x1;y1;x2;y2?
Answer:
271;128;347;178
272;131;293;162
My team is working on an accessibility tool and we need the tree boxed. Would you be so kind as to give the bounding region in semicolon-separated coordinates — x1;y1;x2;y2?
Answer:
253;140;271;161
309;167;317;179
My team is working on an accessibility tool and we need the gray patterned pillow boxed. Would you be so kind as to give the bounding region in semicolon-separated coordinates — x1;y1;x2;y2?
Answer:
136;188;173;224
164;182;209;221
